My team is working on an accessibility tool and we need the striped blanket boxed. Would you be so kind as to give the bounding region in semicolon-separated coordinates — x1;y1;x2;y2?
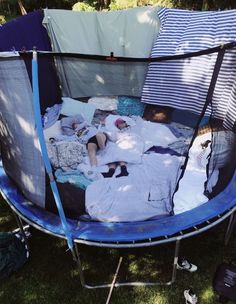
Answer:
141;8;236;130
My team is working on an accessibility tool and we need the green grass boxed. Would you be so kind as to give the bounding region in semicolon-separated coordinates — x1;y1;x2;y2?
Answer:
0;197;236;304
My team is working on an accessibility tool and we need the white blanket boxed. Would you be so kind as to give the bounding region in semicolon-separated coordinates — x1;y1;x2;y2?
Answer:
96;132;144;166
91;115;178;166
44;115;216;221
86;154;183;222
173;133;218;214
105;115;178;150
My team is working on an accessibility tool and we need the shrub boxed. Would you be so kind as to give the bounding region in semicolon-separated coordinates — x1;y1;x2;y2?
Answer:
0;15;6;25
72;2;95;11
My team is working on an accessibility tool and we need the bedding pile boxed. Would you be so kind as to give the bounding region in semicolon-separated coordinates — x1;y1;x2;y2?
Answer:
43;97;217;222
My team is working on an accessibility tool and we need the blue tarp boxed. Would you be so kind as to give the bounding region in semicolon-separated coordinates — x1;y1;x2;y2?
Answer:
0;10;61;112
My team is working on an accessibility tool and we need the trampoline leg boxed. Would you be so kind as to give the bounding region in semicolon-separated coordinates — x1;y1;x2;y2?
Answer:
224;211;236;245
12;211;30;248
73;243;86;287
72;241;182;294
73;243;123;290
169;238;181;285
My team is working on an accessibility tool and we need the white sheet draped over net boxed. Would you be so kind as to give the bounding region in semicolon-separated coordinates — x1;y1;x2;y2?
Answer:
43;7;160;97
141;8;236;130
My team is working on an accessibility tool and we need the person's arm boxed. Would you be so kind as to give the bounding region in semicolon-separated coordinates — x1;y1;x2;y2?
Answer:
74;121;87;132
61;115;85;136
104;131;118;142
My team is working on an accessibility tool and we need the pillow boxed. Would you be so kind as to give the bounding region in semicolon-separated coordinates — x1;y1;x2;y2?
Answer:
61;97;97;124
117;96;145;117
46;141;85;170
88;96;118;111
143;105;172;123
43;120;62;141
92;109;117;126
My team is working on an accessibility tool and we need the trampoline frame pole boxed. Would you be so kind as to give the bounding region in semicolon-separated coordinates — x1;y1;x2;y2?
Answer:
31;50;73;251
224;210;236;245
12;212;30;249
73;238;181;291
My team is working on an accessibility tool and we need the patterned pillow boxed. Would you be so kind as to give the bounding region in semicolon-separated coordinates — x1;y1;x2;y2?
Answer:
117;96;145;117
47;141;85;170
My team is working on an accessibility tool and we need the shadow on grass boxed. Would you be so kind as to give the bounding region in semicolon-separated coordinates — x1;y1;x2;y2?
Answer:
0;196;235;304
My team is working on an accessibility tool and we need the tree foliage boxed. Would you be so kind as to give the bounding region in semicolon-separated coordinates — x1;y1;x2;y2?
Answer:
171;0;236;10
72;2;95;11
1;0;236;19
0;15;6;24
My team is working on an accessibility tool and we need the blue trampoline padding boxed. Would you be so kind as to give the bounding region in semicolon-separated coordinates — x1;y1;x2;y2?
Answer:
0;164;236;243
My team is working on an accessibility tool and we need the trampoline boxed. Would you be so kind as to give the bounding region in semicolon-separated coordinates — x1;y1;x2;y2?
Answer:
1;7;236;304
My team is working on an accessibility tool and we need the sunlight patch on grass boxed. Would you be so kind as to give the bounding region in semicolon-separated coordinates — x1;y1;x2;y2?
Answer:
23;293;38;301
133;286;168;304
142;293;167;304
70;269;79;278
55;239;66;249
201;287;214;303
0;215;12;225
128;260;139;274
150;295;167;304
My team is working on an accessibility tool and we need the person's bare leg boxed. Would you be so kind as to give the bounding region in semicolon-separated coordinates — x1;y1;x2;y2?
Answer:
87;143;98;167
108;163;117;169
96;132;107;150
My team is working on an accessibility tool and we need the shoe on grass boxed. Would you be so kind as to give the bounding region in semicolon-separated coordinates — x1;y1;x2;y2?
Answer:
177;258;198;272
184;289;198;304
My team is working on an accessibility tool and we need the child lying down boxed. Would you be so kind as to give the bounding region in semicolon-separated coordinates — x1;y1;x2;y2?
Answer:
61;115;107;179
58;113;182;181
61;115;130;180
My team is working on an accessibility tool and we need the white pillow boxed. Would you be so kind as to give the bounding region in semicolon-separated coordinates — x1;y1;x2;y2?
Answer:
43;120;62;141
88;96;118;111
61;97;97;124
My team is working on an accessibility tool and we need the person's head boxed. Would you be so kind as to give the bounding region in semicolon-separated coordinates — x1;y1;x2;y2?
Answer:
72;122;80;130
115;118;128;130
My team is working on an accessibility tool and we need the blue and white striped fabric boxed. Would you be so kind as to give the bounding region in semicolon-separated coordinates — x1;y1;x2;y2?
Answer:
141;8;236;130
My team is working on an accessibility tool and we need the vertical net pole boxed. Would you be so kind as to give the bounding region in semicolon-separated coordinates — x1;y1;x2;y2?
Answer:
172;47;226;210
32;50;73;250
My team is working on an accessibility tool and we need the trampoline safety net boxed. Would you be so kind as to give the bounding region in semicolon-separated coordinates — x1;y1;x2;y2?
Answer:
0;44;236;227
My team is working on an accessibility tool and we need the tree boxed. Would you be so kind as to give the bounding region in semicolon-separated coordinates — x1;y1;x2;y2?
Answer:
18;0;27;15
2;0;236;20
72;1;95;11
170;0;236;10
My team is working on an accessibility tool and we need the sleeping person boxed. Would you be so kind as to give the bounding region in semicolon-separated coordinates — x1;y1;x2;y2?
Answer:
101;118;130;178
61;115;107;179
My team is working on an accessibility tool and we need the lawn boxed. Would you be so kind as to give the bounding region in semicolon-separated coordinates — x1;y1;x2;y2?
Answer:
0;196;235;304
